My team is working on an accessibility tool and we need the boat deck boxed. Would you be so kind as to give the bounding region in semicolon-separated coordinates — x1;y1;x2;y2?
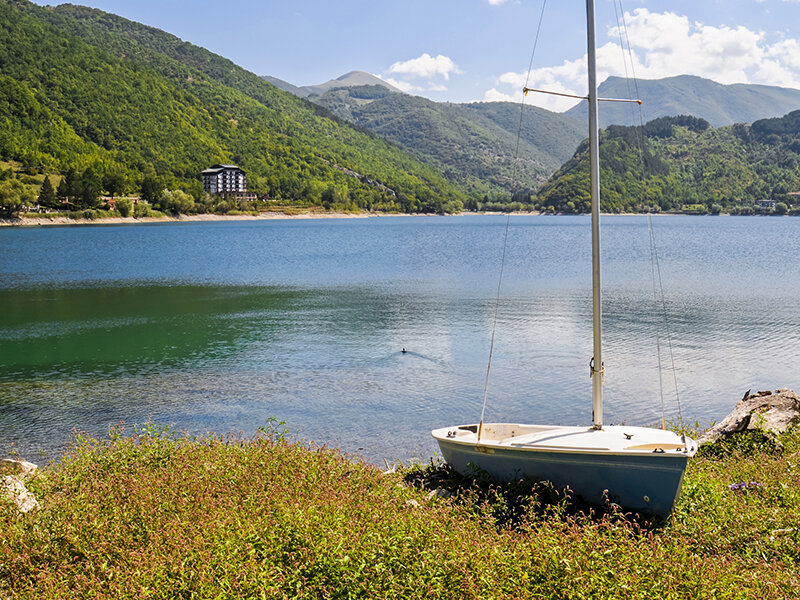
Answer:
433;423;696;455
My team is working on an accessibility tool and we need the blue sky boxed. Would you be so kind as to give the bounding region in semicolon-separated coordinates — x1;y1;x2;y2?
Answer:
32;0;800;111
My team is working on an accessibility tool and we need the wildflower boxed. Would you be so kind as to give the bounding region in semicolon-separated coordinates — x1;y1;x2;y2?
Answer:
728;482;763;493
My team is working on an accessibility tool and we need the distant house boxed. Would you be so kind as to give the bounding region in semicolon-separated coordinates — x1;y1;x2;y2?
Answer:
756;199;776;210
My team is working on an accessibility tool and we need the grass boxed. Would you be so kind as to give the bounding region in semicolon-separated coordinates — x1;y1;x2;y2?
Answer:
2;423;799;599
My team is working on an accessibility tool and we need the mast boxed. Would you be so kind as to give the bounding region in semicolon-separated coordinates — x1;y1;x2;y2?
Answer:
586;0;603;429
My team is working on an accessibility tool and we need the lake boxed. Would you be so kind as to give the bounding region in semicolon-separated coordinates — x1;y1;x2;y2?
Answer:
1;215;799;465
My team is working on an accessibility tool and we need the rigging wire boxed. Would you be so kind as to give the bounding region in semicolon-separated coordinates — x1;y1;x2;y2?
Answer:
614;0;684;426
611;1;638;126
512;0;548;169
478;0;548;441
648;219;684;424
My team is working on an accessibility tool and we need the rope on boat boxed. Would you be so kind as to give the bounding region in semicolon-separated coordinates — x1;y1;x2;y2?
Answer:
478;0;548;442
613;0;684;428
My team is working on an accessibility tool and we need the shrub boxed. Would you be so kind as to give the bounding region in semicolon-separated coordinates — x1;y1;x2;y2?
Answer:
2;426;799;599
158;189;195;214
116;198;133;217
133;202;160;218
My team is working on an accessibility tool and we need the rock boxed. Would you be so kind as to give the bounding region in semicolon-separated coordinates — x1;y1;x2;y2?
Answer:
1;459;39;513
425;488;452;501
699;388;800;445
0;458;38;480
1;475;39;513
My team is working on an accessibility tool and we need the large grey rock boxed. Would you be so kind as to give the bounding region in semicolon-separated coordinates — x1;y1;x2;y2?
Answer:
699;388;800;445
0;458;39;513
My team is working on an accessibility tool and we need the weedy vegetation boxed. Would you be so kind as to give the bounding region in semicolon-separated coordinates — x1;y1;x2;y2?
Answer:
1;422;799;598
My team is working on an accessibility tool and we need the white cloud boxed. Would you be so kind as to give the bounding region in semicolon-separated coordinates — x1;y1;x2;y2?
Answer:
485;8;800;111
488;56;593;111
483;87;518;103
381;77;422;94
766;38;800;70
488;0;509;4
612;10;767;84
388;53;461;81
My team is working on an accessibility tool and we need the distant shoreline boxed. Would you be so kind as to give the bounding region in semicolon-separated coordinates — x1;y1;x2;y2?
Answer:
0;211;381;227
2;210;790;227
0;211;540;227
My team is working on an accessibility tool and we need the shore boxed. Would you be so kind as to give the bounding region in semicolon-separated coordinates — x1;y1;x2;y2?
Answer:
0;210;553;227
3;210;775;228
0;211;382;227
1;424;799;599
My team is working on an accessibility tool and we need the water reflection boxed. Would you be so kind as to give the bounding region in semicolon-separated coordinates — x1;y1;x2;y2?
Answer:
1;216;799;465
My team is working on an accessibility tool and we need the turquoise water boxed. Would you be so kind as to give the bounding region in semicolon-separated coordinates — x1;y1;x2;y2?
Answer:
1;215;799;464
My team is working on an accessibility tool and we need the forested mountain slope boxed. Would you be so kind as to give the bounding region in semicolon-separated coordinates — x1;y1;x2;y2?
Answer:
566;75;800;128
313;85;585;195
0;0;465;213
537;113;800;214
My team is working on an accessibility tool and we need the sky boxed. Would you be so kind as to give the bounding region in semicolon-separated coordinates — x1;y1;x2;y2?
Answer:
31;0;800;112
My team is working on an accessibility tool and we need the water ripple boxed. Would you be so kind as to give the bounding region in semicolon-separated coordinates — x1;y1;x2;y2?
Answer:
2;216;800;464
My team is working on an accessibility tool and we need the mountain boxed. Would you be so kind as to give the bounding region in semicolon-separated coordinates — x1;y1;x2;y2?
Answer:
566;75;800;128
262;75;305;97
263;71;403;98
308;85;585;195
303;71;403;97
0;0;465;213
537;113;800;214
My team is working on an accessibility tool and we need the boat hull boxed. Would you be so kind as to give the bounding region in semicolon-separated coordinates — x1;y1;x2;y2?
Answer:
433;424;693;518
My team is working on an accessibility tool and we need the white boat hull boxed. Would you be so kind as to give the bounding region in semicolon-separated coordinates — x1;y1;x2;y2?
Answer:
433;423;696;517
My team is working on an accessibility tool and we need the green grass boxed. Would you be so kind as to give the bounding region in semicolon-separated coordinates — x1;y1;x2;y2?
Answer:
2;423;799;598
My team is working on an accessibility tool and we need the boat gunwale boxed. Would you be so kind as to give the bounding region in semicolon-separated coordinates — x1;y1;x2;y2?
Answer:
434;438;693;458
432;425;696;458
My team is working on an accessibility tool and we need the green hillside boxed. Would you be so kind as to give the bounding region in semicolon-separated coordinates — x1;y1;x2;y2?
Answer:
0;0;465;214
312;85;585;196
537;113;800;214
566;75;800;128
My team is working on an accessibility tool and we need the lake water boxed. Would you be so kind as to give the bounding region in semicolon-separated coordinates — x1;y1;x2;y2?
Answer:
2;215;799;465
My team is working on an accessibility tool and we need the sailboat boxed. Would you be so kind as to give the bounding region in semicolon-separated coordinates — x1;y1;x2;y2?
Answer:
432;0;696;518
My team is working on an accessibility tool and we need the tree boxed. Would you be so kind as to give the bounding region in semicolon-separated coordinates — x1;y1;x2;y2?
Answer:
141;174;163;204
103;172;126;198
0;178;34;215
158;189;194;214
321;183;348;209
56;177;69;202
57;167;78;202
37;175;57;209
77;167;101;209
116;197;133;217
511;190;532;204
775;202;788;215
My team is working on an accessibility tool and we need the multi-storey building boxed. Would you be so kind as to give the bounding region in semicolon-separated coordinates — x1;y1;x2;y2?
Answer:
201;164;247;195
